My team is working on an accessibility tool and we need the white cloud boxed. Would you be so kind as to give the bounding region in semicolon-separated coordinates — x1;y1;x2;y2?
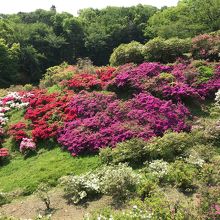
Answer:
0;0;178;15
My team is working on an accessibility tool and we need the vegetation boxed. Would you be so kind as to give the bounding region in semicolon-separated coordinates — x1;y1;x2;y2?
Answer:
0;1;220;219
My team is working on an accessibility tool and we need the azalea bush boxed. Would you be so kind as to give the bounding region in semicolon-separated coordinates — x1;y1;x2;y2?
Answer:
0;148;9;165
109;62;220;101
8;122;28;142
65;66;116;91
24;90;75;141
58;91;191;155
61;163;139;204
19;138;36;155
192;32;220;61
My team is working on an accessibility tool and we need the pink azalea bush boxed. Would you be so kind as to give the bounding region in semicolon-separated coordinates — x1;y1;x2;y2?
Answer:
58;91;191;155
20;138;36;154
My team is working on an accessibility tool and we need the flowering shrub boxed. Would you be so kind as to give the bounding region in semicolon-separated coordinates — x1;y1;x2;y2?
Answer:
58;91;191;155
192;32;220;61
25;90;76;141
61;173;101;204
66;67;116;91
99;164;139;203
19;138;36;154
215;90;220;106
8;122;28;142
62;163;139;204
147;160;169;178
108;62;220;101
0;148;9;165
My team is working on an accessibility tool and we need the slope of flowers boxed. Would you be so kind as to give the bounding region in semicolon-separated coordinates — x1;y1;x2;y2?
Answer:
0;60;219;159
57;91;191;155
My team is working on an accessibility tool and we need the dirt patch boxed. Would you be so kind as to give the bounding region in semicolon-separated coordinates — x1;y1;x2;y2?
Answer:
0;189;112;220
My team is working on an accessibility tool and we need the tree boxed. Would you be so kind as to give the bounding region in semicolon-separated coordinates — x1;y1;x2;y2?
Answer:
79;5;157;65
0;39;20;86
145;0;220;39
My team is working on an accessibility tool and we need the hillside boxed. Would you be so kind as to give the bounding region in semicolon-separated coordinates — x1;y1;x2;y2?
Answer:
0;55;219;219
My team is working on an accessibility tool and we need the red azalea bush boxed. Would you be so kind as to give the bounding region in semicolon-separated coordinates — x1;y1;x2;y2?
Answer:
57;91;191;155
25;90;76;141
8;122;28;142
65;67;116;91
0;148;9;165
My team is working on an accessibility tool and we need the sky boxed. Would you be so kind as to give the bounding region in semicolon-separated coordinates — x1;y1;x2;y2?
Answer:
0;0;179;15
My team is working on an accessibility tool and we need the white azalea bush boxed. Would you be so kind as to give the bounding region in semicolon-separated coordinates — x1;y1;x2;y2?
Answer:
61;163;139;204
84;206;153;220
215;89;220;106
99;164;140;203
147;160;169;179
0;92;32;129
61;172;101;204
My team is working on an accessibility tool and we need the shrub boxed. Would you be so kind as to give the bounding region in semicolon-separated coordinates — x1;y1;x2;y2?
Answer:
61;172;101;204
197;65;214;83
99;164;139;203
143;37;191;63
0;148;10;165
19;138;36;155
61;164;139;204
109;41;144;66
192;32;220;61
36;184;51;211
99;138;148;165
165;160;198;191
8;122;28;142
23;84;33;91
145;132;193;161
147;160;169;179
25;90;75;141
65;66;116;92
39;62;73;88
215;89;220;106
199;186;220;219
0;192;9;206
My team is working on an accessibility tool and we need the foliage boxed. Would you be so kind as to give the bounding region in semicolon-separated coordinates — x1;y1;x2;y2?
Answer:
165;160;198;191
99;138;148;165
61;172;101;204
109;41;144;66
39;62;73;88
143;37;191;63
145;0;220;39
0;192;9;206
192;32;220;61
99;164;139;203
24;90;75;141
109;62;220;101
61;163;139;204
0;39;20;87
36;184;51;211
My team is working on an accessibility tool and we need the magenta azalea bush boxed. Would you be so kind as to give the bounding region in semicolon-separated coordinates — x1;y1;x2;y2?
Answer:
108;62;220;101
58;91;191;155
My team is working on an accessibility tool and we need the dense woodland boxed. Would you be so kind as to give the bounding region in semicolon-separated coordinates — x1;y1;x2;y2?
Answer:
0;0;219;86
